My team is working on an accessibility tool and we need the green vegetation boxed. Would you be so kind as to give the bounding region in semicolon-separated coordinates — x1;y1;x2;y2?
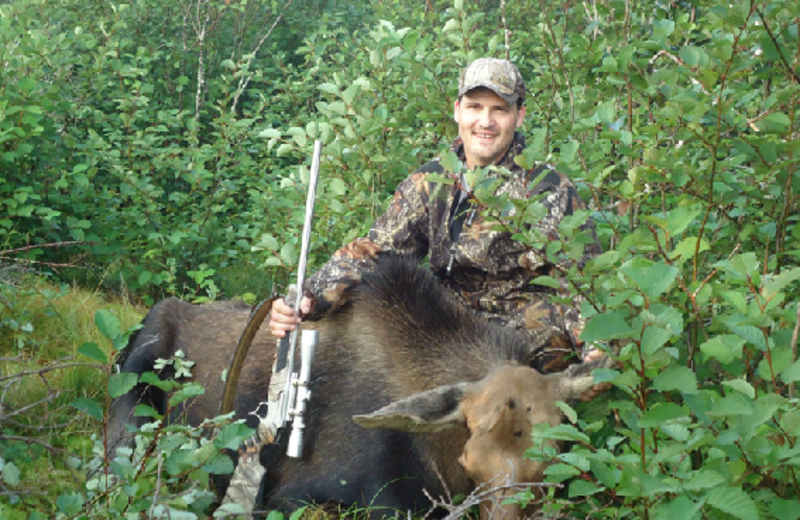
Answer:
2;0;799;518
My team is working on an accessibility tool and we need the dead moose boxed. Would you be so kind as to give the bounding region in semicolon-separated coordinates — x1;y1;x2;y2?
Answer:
108;255;607;518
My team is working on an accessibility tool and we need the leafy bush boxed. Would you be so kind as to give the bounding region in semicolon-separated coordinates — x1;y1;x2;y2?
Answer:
2;0;799;518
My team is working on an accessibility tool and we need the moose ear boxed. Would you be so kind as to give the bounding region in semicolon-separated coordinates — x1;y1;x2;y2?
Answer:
353;382;471;433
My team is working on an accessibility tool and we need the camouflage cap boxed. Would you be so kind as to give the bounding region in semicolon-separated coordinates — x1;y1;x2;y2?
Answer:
458;58;526;105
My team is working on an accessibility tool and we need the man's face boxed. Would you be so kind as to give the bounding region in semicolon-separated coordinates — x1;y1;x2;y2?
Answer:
454;88;526;170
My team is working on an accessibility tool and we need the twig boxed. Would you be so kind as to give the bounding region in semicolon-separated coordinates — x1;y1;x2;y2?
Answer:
755;7;800;84
500;0;510;60
0;358;105;383
0;240;90;256
422;462;558;520
0;435;76;456
148;452;165;519
230;0;296;114
790;302;800;399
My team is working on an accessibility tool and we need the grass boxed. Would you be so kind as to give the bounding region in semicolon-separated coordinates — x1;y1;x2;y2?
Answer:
0;269;146;518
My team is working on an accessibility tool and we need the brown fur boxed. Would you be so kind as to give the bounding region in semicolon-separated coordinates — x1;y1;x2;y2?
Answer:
108;255;605;518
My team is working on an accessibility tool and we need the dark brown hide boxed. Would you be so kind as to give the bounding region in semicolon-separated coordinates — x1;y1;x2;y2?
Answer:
108;255;604;518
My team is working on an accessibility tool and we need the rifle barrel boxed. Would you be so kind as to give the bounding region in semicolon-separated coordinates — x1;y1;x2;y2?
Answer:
282;139;323;426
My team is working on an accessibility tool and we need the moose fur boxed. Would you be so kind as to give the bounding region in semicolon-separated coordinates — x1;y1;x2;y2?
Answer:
108;255;606;518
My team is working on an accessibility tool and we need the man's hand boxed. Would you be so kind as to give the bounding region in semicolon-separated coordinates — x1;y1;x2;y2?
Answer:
269;296;313;338
579;347;613;402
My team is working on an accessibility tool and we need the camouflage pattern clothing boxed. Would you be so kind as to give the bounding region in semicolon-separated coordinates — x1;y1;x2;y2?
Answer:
304;132;601;372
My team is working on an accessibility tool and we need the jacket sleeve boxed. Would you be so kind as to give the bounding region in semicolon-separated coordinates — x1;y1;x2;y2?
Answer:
303;172;432;319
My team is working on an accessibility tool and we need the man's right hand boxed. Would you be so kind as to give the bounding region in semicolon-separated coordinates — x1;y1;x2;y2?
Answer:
269;296;313;338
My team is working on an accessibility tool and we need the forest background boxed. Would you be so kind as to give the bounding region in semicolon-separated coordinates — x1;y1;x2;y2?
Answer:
1;0;799;518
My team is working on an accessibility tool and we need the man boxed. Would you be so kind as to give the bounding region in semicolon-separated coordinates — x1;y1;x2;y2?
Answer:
270;58;603;378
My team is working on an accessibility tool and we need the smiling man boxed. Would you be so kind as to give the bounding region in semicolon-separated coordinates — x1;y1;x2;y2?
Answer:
270;58;602;375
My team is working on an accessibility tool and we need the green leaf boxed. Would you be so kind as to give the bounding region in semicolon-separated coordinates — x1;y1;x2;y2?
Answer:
258;128;281;139
585;250;620;273
560;141;579;165
203;454;235;475
253;233;279;252
727;324;768;351
706;486;759;520
533;424;589;444
590;459;619;488
134;404;162;419
280;241;296;266
326;101;347;115
215;423;254;451
722;379;755;399
554;401;577;424
679;46;708;67
56;492;84;516
708;393;753;417
581;310;633;342
756;112;790;133
69;397;103;420
531;275;561;289
95;309;121;342
138;269;152;286
638;402;688;428
545;463;582;479
2;460;19;486
329;178;347;196
440;150;462;173
666;205;703;235
653;365;698;394
288;506;308;520
762;267;800;300
443;18;459;32
653;19;675;38
276;143;293;156
168;382;205;407
640;326;672;355
654;495;703;520
700;334;745;364
77;342;108;363
342;83;360;105
266;510;286;520
109;372;139;398
317;83;340;95
621;258;678;299
770;497;800;520
669;237;710;263
139;371;177;392
568;479;602;497
684;469;725;491
780;359;800;384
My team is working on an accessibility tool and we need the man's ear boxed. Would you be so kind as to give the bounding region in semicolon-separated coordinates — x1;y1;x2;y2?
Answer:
515;105;526;128
453;100;460;123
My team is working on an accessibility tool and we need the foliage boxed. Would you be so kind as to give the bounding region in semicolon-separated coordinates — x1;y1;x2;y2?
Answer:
1;0;799;518
0;280;253;519
469;1;800;518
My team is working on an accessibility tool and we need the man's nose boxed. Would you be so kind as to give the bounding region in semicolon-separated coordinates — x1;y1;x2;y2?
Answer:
477;109;494;127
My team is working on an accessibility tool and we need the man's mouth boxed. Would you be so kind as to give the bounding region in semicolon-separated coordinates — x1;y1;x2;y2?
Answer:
475;132;496;140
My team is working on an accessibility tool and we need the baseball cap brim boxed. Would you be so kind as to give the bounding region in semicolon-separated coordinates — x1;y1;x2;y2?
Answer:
459;82;519;105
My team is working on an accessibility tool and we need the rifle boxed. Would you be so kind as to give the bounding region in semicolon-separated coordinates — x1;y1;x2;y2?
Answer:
219;140;322;514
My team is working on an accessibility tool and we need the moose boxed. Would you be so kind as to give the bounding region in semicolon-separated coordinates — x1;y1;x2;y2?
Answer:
108;255;608;519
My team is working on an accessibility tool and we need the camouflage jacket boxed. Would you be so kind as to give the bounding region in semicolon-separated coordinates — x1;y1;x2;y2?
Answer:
304;132;601;365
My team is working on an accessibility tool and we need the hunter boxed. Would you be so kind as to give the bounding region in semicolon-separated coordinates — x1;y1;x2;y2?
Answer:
269;57;605;386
